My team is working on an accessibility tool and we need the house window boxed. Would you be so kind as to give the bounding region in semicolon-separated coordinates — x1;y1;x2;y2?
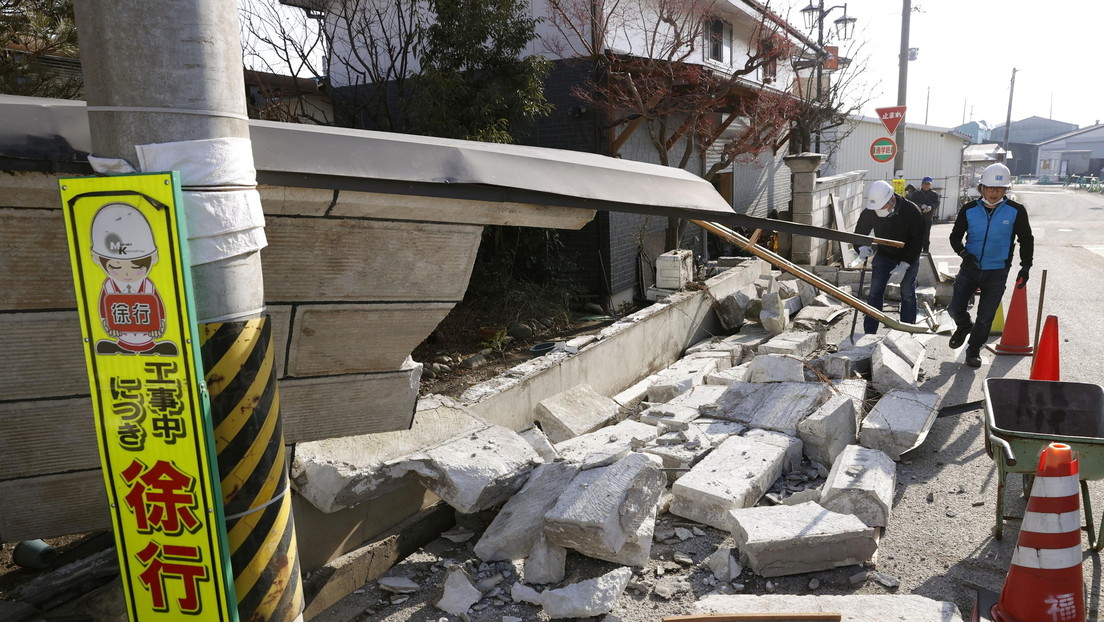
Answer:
760;38;777;84
705;19;732;65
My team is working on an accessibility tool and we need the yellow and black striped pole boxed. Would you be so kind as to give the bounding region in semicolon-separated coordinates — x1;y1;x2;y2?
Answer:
201;316;303;622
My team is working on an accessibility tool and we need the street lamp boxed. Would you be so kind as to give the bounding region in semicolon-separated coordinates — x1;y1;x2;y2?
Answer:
799;1;856;153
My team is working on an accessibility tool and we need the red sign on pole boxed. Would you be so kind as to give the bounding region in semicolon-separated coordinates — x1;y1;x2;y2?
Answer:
876;106;907;135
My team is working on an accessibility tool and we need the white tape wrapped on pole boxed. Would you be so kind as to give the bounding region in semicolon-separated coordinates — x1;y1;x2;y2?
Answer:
135;137;267;266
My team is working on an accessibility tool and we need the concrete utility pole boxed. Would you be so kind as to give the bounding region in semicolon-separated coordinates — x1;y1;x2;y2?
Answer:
892;0;911;177
1001;68;1018;163
72;1;303;621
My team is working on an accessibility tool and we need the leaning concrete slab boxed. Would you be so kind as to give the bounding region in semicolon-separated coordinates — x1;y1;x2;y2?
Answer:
642;420;745;481
797;394;858;466
474;461;579;562
757;330;822;358
882;330;926;368
860;390;941;460
575;504;657;567
397;423;539;514
819;445;896;527
543;452;664;556
712;382;830;435
535;384;621;443
746;353;806;383
553;419;659;465
669;434;792;530
871;342;920;393
693;594;965;621
646;357;719;403
727;502;877;577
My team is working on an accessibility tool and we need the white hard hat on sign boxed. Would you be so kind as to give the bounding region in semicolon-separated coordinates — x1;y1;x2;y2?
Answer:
90;203;157;260
980;163;1012;188
865;180;894;209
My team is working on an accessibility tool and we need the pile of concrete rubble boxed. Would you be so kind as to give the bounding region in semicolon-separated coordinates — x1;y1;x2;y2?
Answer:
293;271;960;621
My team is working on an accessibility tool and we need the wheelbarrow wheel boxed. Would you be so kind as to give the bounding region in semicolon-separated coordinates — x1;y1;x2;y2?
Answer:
1022;474;1034;498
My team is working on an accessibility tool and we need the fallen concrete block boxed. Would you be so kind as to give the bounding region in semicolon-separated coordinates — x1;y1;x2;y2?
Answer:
704;546;743;582
715;284;758;331
777;277;800;300
539;567;633;619
728;502;877;577
693;594;965;621
743;429;803;473
669;434;792;529
663;384;728;411
793;304;849;326
647;357;719;403
544;453;664;555
397;423;538;514
474;461;579;562
722;324;774;352
797;394;858;466
642;419;745;481
436;567;481;615
759;292;789;335
832;379;869;422
871;342;919;393
755;273;777;296
554;419;659;464
757;330;822;358
611;377;653;409
746;353;806;383
712;382;830;435
882;330;926;368
523;532;566;585
860;390;941;460
576;504;657;567
705;363;750;386
518;425;559;463
837;334;882;351
683;350;734;371
820;445;896;527
536;384;622;443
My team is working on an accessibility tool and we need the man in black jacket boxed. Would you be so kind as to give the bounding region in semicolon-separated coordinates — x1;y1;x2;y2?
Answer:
907;176;940;253
947;163;1033;367
853;179;926;334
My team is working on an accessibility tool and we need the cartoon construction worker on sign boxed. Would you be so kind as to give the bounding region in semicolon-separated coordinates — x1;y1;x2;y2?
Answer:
91;203;178;356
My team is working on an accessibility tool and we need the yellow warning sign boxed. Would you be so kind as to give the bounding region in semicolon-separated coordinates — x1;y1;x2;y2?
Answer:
59;173;237;621
892;178;907;196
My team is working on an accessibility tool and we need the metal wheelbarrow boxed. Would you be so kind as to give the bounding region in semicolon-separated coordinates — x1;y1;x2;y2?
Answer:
983;377;1104;550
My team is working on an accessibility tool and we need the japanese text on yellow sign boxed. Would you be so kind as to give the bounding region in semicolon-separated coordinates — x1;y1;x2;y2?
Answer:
60;173;237;621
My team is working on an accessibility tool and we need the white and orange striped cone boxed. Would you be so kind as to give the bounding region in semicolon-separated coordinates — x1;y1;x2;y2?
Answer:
991;442;1085;622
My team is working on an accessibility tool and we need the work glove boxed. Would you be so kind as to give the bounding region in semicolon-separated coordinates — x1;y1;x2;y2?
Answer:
856;246;872;261
889;261;909;283
1016;267;1030;289
958;250;979;270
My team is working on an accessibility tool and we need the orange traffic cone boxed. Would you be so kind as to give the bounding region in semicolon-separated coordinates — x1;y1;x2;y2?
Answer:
988;282;1033;356
1031;315;1061;381
991;443;1085;622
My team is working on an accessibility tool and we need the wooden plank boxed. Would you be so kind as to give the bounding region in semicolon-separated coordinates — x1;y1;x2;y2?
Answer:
0;397;97;479
279;370;419;443
302;502;454;620
0;311;89;401
0;470;111;541
262;217;481;303
327;190;595;229
0;172;68;209
0;208;77;311
288;303;453;376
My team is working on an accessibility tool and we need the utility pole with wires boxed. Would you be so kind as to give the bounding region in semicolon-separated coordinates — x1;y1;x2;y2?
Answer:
1000;68;1018;163
892;0;911;177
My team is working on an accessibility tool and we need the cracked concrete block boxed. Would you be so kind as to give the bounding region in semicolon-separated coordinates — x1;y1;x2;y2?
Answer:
684;350;734;371
647;357;719;403
518;425;559;463
523;532;566;584
575;504;657;567
705;363;751;386
782;295;803;316
612;377;653;409
759;292;789;335
757;330;822;358
536;384;622;443
544;453;664;555
398;423;539;514
701;382;765;417
712;382;830;435
871;342;920;392
820;445;896;527
744;429;803;472
667;384;729;411
860;390;941;460
832;379;869;422
669;434;792;529
642;418;741;481
797;394;858;466
638;403;700;430
746;354;806;383
715;284;758;330
728;502;877;577
692;594;965;621
474;462;579;562
723;324;774;352
554;419;659;464
882;330;926;368
539;567;633;619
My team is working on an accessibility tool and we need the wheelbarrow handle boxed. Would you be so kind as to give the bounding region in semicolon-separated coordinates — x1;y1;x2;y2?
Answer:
990;435;1017;466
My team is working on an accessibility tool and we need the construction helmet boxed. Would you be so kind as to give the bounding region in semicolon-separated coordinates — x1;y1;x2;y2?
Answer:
980;163;1012;188
865;180;895;209
90;203;157;260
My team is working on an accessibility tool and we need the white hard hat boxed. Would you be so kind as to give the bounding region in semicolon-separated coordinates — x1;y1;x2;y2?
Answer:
980;163;1012;188
90;203;157;260
865;180;894;209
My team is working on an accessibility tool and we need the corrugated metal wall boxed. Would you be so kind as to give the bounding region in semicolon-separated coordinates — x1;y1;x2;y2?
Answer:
821;117;967;221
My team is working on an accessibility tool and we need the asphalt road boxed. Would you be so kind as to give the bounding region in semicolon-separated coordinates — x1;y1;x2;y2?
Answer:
872;183;1104;620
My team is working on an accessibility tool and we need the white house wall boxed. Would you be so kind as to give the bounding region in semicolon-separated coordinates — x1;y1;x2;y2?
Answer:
821;117;966;221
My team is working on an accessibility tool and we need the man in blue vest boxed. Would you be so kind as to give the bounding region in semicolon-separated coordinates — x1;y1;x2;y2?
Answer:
947;163;1034;367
